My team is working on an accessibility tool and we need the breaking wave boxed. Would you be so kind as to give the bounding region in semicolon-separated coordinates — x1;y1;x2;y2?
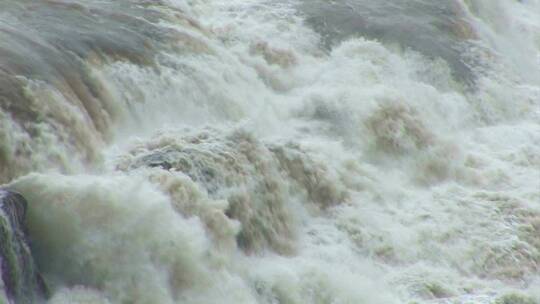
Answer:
1;0;539;303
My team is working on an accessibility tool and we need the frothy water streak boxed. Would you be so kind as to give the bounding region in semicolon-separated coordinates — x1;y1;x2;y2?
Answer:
1;0;540;303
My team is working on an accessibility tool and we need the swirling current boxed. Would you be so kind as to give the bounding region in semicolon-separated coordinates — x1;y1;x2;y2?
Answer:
0;0;539;303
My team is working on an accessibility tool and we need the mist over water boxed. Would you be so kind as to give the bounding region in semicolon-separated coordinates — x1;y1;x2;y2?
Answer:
1;0;539;303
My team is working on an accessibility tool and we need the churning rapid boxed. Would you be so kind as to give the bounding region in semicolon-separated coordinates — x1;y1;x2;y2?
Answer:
0;0;539;303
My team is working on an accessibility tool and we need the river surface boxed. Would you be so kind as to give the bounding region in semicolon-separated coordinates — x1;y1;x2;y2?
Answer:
1;0;540;303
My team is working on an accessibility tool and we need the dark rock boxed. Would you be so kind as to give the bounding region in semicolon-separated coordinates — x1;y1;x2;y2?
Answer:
139;153;173;170
0;190;47;304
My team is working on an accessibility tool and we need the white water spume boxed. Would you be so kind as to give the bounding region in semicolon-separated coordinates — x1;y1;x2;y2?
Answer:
3;0;540;303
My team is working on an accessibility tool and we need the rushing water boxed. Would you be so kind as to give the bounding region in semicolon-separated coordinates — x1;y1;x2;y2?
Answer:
1;0;540;303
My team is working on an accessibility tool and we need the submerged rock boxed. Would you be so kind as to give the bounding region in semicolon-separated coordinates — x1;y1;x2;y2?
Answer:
117;128;348;255
0;190;47;304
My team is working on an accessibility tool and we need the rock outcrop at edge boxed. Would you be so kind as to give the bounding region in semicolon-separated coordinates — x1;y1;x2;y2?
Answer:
0;190;47;304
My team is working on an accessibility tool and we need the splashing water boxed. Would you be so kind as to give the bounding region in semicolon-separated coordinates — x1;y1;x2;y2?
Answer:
1;0;540;303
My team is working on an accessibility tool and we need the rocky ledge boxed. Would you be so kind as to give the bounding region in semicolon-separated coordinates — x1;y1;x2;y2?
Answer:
0;190;47;304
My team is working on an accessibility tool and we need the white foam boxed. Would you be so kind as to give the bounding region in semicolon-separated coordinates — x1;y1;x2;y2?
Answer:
3;0;540;303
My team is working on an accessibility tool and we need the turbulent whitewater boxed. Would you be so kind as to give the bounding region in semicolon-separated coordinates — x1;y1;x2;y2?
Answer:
1;0;539;303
